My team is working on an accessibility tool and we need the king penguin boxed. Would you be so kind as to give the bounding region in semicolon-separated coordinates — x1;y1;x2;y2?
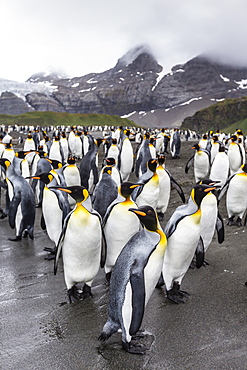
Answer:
219;164;247;226
62;156;81;208
92;166;118;219
132;158;159;210
161;183;217;303
0;158;36;241
98;205;167;354
54;186;105;303
227;135;245;175
118;129;134;182
170;128;181;159
185;143;210;182
102;182;141;283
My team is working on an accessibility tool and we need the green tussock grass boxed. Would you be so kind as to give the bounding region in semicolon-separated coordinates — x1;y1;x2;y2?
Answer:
0;111;138;128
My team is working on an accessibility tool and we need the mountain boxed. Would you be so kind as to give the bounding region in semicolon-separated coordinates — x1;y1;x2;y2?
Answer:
1;46;247;127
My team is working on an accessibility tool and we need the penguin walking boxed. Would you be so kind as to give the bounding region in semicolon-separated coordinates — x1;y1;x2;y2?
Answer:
103;182;141;282
0;158;36;241
98;205;167;354
54;186;104;303
161;183;217;303
92;166;118;219
185;144;210;182
219;164;247;226
132;159;159;210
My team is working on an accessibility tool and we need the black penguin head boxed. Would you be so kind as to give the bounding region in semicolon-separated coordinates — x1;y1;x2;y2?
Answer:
191;184;217;207
54;185;89;203
102;166;112;175
129;205;158;232
105;157;116;166
0;158;11;171
119;182;141;198
191;144;200;151
147;159;158;173
112;139;117;145
67;157;76;164
27;172;54;185
50;160;62;169
230;135;238;142
157;155;165;166
15;151;26;159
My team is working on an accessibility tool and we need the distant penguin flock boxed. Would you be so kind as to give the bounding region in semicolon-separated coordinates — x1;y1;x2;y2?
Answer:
0;124;246;354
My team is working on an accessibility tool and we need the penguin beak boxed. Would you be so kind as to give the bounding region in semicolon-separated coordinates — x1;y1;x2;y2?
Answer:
25;176;41;180
56;187;72;194
129;184;141;189
204;186;217;193
128;208;146;216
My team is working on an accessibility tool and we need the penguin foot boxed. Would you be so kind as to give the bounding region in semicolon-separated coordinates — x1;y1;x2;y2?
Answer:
44;246;56;253
67;285;83;303
22;230;29;238
131;330;145;340
44;253;56;260
83;284;92;299
0;212;8;219
98;331;111;341
8;236;22;241
157;212;164;221
121;341;147;355
227;216;235;226
167;282;189;304
203;260;209;266
235;217;242;227
156;274;165;288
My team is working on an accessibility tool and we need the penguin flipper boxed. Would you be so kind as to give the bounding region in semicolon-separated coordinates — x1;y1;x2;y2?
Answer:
195;237;204;269
9;192;21;229
185;155;194;173
0;180;7;189
167;170;185;203
100;227;107;268
54;211;72;275
216;212;225;244
129;267;145;336
40;212;46;230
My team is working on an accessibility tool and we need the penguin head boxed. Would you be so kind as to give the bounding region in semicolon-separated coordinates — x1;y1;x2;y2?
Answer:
54;185;89;203
119;182;141;199
129;205;158;232
102;166;112;176
157;155;165;166
27;172;54;185
191;184;217;207
67;157;76;164
190;144;200;151
0;158;11;170
147;159;158;173
50;160;63;169
105;157;116;166
15;151;26;159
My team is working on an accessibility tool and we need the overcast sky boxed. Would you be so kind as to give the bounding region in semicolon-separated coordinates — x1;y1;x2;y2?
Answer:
1;0;247;82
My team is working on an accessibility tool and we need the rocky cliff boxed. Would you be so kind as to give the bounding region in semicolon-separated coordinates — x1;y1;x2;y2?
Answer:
0;46;247;127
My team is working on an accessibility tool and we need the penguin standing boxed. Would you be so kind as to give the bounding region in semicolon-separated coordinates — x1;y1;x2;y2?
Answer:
79;138;103;193
135;133;152;177
49;136;65;165
54;186;104;303
99;157;122;187
170;128;181;159
62;157;81;208
28;172;70;252
227;135;245;175
0;158;36;241
118;130;134;182
209;135;220;164
132;159;159;210
209;145;229;188
106;138;119;167
60;132;69;162
2;143;15;163
161;183;217;303
23;133;36;152
156;155;185;220
185;144;210;182
219;164;247;226
92;166;118;219
103;182;141;282
98;205;167;354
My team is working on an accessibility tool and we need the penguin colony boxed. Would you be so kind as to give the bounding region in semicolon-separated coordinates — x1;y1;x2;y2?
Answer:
0;125;246;354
